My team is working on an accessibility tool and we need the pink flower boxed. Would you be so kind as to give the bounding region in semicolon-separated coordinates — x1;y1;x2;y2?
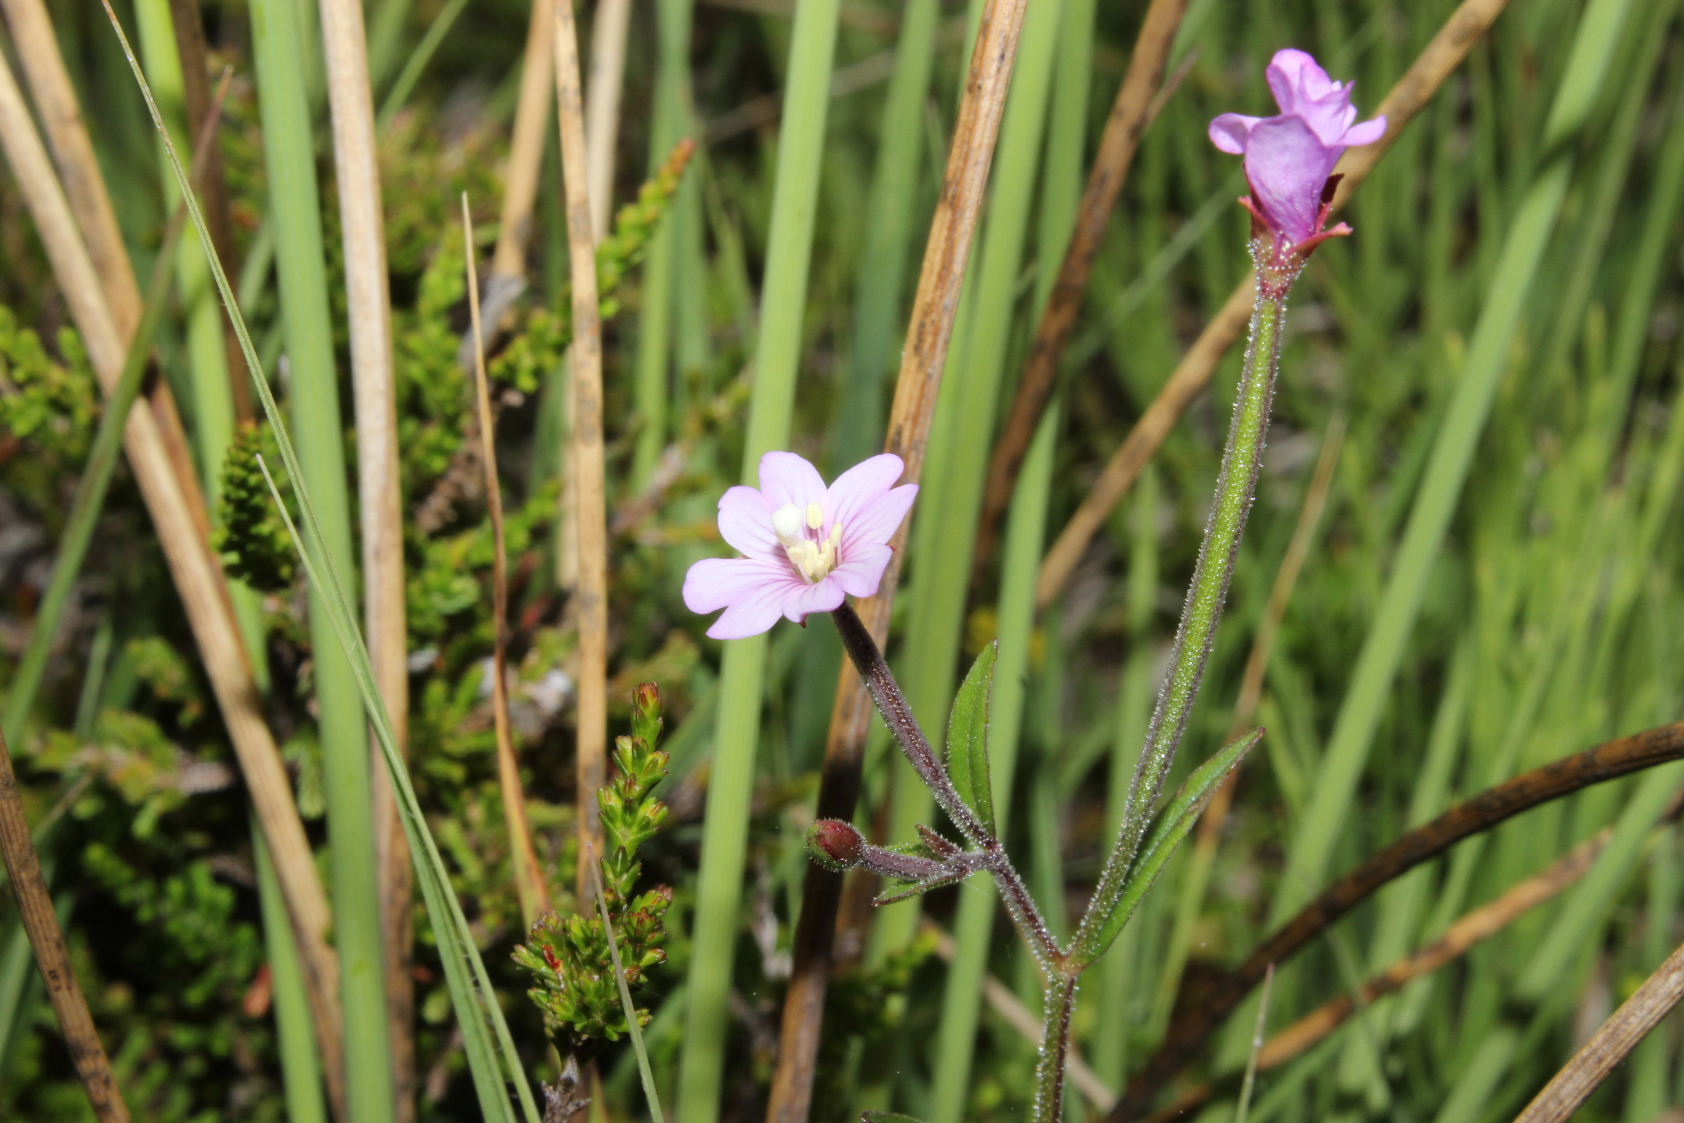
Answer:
683;451;918;639
1208;49;1386;257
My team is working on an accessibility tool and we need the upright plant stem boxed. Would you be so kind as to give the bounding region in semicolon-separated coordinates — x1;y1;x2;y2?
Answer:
676;4;841;1119
975;0;1188;562
132;0;236;492
249;2;393;1117
929;0;1090;1108
1072;284;1285;967
878;0;1061;968
315;0;412;1109
1033;976;1078;1123
0;0;141;336
253;832;327;1123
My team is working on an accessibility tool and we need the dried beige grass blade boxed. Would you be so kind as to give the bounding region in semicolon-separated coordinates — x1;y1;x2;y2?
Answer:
3;0;215;542
584;0;631;237
463;195;552;925
552;0;610;902
1514;943;1684;1123
493;0;556;280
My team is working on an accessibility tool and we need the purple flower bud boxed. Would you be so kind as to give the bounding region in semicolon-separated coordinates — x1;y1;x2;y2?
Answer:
1209;49;1386;266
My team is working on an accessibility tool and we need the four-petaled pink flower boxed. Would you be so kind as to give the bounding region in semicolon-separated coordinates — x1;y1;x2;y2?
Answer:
1208;49;1386;263
684;451;918;639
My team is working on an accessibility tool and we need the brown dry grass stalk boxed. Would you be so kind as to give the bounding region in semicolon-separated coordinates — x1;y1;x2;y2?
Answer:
463;197;552;926
1147;827;1616;1122
1036;0;1515;610
584;0;630;237
316;0;414;1109
766;3;1031;1118
493;0;556;279
551;0;610;905
975;0;1190;565
1514;943;1684;1123
5;16;348;1107
0;725;130;1123
1;0;140;336
1106;722;1684;1121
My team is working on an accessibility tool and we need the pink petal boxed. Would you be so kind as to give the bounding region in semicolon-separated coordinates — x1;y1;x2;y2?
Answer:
708;582;793;639
1342;115;1387;147
717;485;780;557
826;454;905;531
758;451;827;510
840;483;918;556
780;578;845;623
832;544;892;598
1243;116;1340;244
1268;49;1329;111
683;556;796;614
1208;113;1259;155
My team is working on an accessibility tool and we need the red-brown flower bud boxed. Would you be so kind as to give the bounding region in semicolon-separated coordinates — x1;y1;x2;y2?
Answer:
806;819;864;870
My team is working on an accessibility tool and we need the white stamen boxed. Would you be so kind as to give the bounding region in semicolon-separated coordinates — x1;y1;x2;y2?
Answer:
771;504;805;548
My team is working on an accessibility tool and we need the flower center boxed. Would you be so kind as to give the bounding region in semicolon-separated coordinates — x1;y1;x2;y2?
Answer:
772;501;843;583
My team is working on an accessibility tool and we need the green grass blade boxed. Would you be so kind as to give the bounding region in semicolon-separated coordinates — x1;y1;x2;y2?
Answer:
674;3;842;1120
245;3;393;1116
834;0;939;465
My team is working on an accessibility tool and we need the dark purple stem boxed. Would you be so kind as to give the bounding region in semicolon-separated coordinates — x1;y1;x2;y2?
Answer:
829;603;1062;967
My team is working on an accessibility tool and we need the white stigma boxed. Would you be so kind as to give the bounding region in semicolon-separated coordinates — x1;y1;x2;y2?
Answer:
771;502;842;583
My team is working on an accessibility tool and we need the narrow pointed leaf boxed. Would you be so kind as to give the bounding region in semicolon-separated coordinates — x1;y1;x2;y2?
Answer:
1073;728;1264;968
944;641;999;837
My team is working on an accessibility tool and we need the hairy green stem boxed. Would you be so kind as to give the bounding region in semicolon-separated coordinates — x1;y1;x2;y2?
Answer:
1072;278;1286;967
1033;975;1078;1123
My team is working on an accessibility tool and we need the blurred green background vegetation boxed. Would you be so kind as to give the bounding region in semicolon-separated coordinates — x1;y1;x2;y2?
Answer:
0;0;1678;1120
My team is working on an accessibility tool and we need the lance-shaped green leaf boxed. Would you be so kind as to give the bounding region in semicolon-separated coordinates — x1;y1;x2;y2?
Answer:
944;642;1000;838
1071;728;1264;969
